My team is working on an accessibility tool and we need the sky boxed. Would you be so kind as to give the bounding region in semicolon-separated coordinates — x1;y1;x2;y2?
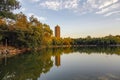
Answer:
15;0;120;38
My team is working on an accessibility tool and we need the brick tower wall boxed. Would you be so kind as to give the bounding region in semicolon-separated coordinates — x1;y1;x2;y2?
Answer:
55;26;60;38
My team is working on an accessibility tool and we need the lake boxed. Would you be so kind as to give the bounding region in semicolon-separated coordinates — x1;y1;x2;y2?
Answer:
0;47;120;80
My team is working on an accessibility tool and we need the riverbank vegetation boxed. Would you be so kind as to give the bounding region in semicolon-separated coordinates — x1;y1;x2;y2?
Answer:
0;12;74;48
0;0;120;49
0;0;73;48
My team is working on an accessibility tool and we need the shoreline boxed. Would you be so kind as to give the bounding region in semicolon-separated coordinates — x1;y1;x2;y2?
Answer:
0;45;120;59
0;46;29;59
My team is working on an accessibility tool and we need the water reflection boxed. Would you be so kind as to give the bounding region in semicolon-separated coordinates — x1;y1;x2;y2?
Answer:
0;50;53;80
0;47;120;80
55;55;61;67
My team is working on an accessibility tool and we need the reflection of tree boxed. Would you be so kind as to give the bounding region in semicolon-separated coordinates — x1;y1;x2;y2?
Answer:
1;47;120;80
51;46;120;56
73;46;120;55
0;50;53;80
63;47;74;54
52;48;63;56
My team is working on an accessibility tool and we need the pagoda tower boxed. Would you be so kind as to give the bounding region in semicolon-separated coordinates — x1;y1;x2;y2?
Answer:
55;25;60;38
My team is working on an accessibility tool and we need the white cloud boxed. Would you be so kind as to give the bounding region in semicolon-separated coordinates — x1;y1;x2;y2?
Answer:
99;0;119;9
104;11;120;16
96;2;120;14
63;0;79;9
86;0;100;9
29;0;40;2
39;0;79;10
40;1;61;10
39;17;47;21
79;0;120;14
28;13;47;21
39;0;120;17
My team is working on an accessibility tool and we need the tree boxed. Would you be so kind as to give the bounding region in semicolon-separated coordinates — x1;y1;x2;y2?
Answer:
0;0;20;19
63;38;73;45
27;16;43;48
52;37;63;45
43;24;53;46
0;18;7;30
14;13;28;30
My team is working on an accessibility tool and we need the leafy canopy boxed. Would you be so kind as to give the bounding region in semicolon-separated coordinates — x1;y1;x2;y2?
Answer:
0;0;20;19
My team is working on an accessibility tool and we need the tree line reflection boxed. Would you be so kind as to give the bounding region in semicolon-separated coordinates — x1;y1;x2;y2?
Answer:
0;46;120;80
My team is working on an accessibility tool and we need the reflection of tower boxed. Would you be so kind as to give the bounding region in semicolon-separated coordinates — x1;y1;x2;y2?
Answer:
54;25;61;67
55;25;60;38
55;55;61;67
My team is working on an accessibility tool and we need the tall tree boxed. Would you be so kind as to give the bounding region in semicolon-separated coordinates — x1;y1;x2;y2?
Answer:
0;0;20;19
43;24;53;46
27;16;43;48
14;13;28;30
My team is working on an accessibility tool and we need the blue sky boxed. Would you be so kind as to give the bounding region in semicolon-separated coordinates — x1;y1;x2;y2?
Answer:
15;0;120;38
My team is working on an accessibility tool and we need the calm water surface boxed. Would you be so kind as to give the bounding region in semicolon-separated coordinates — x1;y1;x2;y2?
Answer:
0;47;120;80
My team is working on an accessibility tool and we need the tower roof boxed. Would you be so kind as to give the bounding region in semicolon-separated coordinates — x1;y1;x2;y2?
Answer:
55;25;60;27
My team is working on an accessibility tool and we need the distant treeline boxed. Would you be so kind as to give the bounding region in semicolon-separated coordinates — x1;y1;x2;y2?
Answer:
73;35;120;46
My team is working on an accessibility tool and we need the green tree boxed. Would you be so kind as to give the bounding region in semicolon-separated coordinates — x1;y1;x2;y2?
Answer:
43;24;53;46
14;13;29;30
27;16;43;48
0;19;8;30
0;0;20;19
52;37;63;45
